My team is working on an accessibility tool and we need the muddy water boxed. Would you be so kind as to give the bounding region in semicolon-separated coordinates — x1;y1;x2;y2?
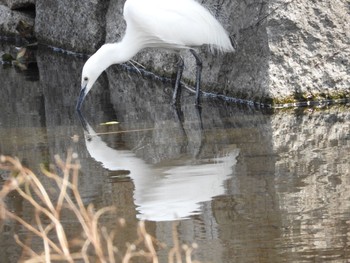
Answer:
0;42;349;262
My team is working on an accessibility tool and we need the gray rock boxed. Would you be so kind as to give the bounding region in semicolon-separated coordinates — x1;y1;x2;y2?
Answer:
105;0;350;105
35;0;109;53
105;0;268;101
1;0;35;10
1;0;345;105
0;4;34;36
267;0;350;103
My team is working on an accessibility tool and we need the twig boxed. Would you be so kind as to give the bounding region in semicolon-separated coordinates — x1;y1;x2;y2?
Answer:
35;210;51;263
14;234;40;260
4;208;64;256
122;243;135;263
25;253;83;263
90;206;116;262
82;239;91;263
102;227;116;263
0;153;202;263
169;222;182;263
15;184;72;261
138;221;159;263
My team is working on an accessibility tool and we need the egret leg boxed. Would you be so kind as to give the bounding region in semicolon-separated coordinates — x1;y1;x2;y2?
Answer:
194;106;205;158
190;49;203;106
172;56;184;105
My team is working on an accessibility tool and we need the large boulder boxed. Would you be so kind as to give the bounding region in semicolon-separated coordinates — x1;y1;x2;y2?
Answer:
34;0;109;53
267;0;350;104
0;4;34;36
1;0;345;105
105;1;271;103
105;0;349;105
0;0;35;10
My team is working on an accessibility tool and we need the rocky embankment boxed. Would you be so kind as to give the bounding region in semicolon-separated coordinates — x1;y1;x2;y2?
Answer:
0;0;349;106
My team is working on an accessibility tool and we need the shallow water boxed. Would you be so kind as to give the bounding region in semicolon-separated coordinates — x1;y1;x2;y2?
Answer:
0;41;350;262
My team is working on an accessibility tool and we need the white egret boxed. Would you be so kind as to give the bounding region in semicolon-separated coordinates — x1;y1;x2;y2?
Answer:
76;0;234;111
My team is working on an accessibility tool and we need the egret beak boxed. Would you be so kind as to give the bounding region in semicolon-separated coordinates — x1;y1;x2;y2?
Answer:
76;109;88;132
76;86;87;111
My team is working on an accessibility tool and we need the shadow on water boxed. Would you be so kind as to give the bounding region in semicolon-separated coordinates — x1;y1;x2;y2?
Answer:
0;41;350;262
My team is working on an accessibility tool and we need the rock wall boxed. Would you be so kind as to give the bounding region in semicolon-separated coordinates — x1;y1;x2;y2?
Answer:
105;0;272;103
35;0;109;53
268;0;350;103
0;0;34;10
0;3;34;36
0;0;349;105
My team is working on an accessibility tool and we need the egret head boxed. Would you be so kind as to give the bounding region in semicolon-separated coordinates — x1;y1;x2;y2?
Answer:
76;43;134;111
76;56;102;111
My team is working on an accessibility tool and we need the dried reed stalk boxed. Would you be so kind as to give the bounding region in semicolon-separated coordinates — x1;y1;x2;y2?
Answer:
0;151;200;263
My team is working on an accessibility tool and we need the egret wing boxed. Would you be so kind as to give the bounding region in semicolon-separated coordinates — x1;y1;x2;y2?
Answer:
124;0;233;52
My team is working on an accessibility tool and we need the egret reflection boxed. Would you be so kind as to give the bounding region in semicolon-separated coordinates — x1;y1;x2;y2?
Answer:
78;113;239;221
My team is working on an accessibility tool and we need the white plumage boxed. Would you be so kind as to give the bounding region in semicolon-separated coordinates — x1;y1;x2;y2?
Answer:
124;0;233;52
76;0;234;111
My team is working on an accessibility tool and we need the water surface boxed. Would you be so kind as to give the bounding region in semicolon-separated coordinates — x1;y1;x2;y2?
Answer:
0;42;349;262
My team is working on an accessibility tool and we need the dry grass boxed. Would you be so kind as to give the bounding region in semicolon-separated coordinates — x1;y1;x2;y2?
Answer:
0;150;199;263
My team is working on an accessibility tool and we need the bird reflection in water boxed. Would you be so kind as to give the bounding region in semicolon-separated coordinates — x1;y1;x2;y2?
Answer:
77;112;239;221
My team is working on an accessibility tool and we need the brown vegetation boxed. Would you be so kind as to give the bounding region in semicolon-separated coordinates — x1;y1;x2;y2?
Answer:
0;150;199;263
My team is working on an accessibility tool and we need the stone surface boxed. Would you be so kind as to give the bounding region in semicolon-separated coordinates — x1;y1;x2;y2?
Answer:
1;0;348;105
35;0;109;53
105;0;350;105
0;0;35;10
105;0;271;102
267;0;350;103
0;4;34;36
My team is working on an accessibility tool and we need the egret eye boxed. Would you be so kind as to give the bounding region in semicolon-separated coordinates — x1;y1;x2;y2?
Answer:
84;77;88;81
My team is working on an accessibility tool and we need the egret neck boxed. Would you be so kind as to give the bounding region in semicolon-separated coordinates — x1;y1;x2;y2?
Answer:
76;36;142;111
